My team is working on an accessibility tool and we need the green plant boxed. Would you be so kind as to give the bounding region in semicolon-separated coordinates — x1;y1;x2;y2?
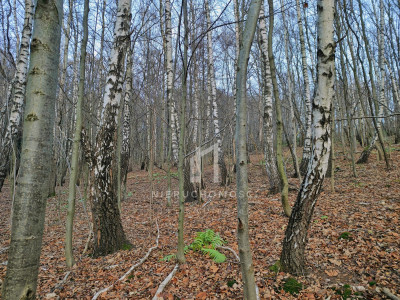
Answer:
320;215;329;220
269;261;281;273
127;191;133;197
121;243;133;250
161;230;227;263
339;232;351;240
283;277;302;295
334;284;352;299
368;280;376;286
227;279;237;287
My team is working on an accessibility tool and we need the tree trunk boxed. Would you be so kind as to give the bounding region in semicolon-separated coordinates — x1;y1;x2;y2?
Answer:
88;0;132;257
165;0;179;162
258;1;280;194
296;0;312;176
267;0;291;217
235;0;261;298
3;0;63;298
176;0;188;265
0;0;34;192
205;0;228;186
65;0;89;267
281;0;335;275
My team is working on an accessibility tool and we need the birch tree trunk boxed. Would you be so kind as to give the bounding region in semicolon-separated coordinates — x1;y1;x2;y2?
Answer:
121;42;133;188
88;0;132;257
65;0;89;268
2;0;63;298
235;0;261;297
176;0;188;264
258;1;280;193
267;0;291;217
281;0;301;180
281;0;335;275
205;0;228;186
0;0;35;192
165;0;179;162
296;0;312;176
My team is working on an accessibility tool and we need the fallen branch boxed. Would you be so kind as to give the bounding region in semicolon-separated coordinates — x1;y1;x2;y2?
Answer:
217;246;240;262
376;287;400;300
52;271;71;292
152;264;179;300
92;220;160;300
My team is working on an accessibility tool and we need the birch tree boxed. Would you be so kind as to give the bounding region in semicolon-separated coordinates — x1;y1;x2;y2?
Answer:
267;0;291;217
2;0;63;297
165;0;179;162
0;0;35;192
296;0;312;176
258;1;280;193
280;0;335;275
204;0;228;186
83;0;132;257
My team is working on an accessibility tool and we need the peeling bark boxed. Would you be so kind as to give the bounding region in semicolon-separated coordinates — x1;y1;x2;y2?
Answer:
88;0;132;257
0;0;35;191
281;0;335;275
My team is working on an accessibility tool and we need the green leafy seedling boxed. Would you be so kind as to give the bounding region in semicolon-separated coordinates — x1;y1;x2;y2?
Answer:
227;279;237;287
283;277;303;295
269;261;281;273
335;284;352;300
368;280;376;286
320;215;329;220
339;232;351;240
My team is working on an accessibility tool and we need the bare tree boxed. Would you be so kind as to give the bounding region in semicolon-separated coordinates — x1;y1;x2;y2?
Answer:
3;0;63;297
281;0;335;275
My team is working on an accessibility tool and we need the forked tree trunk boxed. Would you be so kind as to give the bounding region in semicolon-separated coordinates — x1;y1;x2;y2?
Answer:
0;0;35;192
235;0;261;298
281;0;335;275
3;0;63;298
87;0;132;257
258;1;280;194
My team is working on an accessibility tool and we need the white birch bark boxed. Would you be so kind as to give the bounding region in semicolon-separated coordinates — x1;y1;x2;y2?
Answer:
165;0;179;161
281;0;335;275
205;0;227;185
88;0;132;257
296;0;312;175
258;1;280;193
0;0;35;191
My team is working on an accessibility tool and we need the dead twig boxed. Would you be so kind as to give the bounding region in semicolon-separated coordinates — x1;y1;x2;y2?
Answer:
92;220;160;300
52;271;71;292
217;246;240;262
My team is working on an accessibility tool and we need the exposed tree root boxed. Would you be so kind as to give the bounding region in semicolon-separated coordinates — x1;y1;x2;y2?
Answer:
152;264;179;300
92;220;160;300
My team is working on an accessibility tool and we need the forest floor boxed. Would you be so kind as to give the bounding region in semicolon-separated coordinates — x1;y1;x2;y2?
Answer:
0;146;399;299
